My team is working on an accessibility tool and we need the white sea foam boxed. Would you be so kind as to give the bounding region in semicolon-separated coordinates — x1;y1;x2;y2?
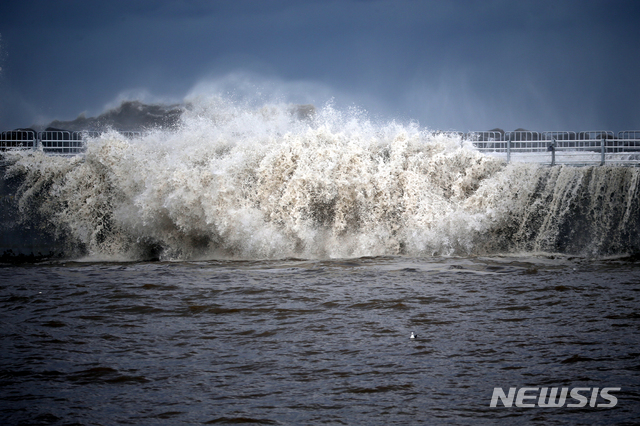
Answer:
5;96;640;260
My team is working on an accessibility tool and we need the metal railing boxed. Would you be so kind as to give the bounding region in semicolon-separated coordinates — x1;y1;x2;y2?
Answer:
40;130;86;155
0;130;38;151
1;130;143;155
2;128;640;165
463;130;640;166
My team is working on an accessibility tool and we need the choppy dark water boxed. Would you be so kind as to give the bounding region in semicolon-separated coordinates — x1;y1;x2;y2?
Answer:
1;255;639;425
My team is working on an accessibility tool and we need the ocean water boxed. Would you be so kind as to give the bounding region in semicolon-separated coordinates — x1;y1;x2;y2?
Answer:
1;98;639;424
1;256;639;425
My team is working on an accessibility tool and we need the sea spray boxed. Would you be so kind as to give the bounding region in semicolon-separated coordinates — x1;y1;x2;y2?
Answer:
4;97;640;260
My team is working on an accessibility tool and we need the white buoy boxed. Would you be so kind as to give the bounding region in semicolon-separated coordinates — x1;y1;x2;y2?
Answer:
410;332;416;339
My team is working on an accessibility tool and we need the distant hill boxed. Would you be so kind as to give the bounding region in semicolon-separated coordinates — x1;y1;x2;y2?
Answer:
37;101;184;132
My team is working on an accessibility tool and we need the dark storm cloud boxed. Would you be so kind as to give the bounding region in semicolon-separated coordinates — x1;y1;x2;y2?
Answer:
0;0;638;131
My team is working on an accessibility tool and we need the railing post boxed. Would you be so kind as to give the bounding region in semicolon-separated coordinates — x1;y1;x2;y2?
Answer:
548;138;556;166
506;133;511;163
600;138;605;166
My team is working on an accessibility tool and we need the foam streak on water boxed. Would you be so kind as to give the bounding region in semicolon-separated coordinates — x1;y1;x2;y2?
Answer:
4;98;640;260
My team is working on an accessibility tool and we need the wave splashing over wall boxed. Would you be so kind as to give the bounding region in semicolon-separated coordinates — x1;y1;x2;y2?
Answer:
4;97;640;260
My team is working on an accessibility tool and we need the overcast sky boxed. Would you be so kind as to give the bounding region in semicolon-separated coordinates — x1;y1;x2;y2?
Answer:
1;0;639;131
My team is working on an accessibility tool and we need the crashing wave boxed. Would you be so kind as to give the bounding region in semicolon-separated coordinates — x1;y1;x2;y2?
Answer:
3;97;640;260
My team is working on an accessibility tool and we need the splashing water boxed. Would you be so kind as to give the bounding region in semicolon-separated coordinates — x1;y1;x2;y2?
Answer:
4;97;640;260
